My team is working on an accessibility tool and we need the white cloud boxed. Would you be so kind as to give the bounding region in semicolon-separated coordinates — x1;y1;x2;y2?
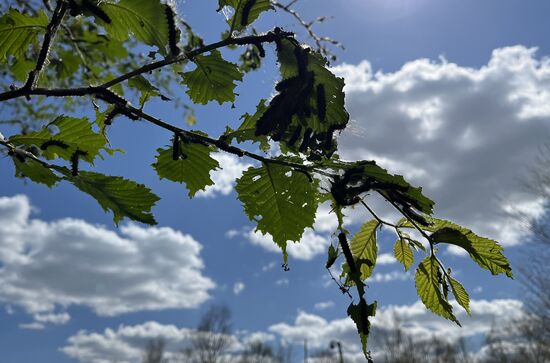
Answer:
196;153;252;198
61;299;524;363
62;321;214;363
377;253;397;265
62;321;273;363
314;300;335;311
269;299;525;362
370;270;411;283
0;195;215;326
332;46;550;246
233;282;245;295
229;226;330;261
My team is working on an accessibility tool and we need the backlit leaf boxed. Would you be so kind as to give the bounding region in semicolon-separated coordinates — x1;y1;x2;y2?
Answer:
0;9;48;62
415;256;459;324
349;220;380;280
182;50;243;104
394;237;414;271
13;157;60;187
235;162;318;261
65;171;159;225
253;39;349;156
218;0;272;31
430;223;513;278
9;116;114;164
448;275;470;314
152;138;219;197
100;0;173;55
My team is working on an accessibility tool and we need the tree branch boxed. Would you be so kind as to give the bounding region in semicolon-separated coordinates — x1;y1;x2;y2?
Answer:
100;28;294;89
23;0;68;90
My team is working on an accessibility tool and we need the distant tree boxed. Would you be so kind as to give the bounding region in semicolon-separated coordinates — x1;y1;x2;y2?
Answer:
182;304;234;363
239;341;277;363
373;314;470;363
309;348;337;363
142;338;169;363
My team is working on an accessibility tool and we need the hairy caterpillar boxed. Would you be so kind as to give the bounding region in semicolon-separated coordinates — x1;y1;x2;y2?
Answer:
241;0;257;26
294;45;309;79
338;232;357;275
316;84;326;122
8;149;26;163
254;43;266;58
40;140;69;150
298;127;313;152
165;5;181;56
70;150;87;176
171;134;181;160
67;0;111;23
287;125;302;146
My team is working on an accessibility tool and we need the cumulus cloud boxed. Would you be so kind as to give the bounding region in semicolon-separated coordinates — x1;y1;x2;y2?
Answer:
197;153;252;198
61;299;524;363
0;195;215;326
332;46;550;246
62;321;278;363
269;299;525;362
62;321;228;363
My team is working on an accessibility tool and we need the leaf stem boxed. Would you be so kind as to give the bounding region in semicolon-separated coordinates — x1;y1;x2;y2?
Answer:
360;200;398;229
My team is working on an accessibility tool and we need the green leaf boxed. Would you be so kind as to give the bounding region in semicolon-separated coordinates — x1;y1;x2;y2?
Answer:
394;237;414;271
53;50;80;80
0;9;48;62
11;58;35;81
100;0;172;55
65;171;159;225
218;0;273;31
347;299;376;358
13;157;60;187
182;50;243;104
235;162;319;261
128;75;161;106
152;139;220;197
349;220;380;280
325;244;337;269
398;216;466;233
240;44;263;72
9;116;113;164
415;256;459;324
254;39;349;156
430;223;513;278
448;275;471;314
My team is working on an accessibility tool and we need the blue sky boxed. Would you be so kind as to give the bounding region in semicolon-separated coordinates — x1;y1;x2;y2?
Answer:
1;0;549;361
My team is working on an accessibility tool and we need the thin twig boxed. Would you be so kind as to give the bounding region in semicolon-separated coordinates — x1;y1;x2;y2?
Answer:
100;29;293;90
23;0;68;90
360;200;398;228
